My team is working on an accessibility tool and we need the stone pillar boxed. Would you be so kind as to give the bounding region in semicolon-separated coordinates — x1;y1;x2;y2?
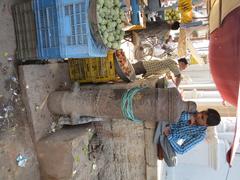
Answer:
48;87;197;123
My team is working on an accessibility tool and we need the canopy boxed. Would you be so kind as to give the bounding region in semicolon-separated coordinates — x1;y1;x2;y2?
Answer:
209;6;240;166
209;7;240;107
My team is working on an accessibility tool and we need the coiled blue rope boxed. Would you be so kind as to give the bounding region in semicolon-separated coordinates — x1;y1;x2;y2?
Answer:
121;87;145;124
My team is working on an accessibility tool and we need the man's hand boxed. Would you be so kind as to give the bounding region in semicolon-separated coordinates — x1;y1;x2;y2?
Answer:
189;115;196;125
163;127;171;136
166;72;173;80
174;76;181;87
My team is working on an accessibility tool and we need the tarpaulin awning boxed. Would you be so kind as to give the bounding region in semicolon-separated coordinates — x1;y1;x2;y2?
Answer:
209;6;240;107
209;6;240;166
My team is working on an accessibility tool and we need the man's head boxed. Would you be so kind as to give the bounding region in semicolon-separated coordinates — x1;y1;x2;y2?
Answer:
178;58;188;71
193;109;221;126
170;21;180;30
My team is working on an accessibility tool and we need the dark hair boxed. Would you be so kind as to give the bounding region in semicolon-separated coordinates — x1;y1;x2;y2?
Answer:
206;109;221;126
178;58;188;65
171;21;180;30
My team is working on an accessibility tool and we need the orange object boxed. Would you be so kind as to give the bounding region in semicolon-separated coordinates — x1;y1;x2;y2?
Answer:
181;10;193;23
178;0;193;23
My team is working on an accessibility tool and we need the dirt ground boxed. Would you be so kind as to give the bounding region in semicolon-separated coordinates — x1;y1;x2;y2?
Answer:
0;0;40;179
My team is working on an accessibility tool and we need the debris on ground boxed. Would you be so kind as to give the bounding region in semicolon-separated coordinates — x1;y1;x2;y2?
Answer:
48;117;63;134
7;57;14;61
72;169;77;177
0;74;26;130
50;121;57;133
16;154;28;167
3;52;8;57
92;163;97;170
34;105;39;111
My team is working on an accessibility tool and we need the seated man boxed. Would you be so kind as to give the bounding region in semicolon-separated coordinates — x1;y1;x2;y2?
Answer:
132;58;188;87
154;108;221;166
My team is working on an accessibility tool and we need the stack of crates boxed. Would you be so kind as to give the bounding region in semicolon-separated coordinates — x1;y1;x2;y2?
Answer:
33;0;107;59
12;1;38;60
12;0;107;60
68;51;118;83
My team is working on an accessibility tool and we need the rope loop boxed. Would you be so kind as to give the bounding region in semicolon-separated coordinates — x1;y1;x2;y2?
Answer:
121;87;145;124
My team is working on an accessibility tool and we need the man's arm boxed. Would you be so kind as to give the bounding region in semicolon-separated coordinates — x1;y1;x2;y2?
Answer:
166;72;181;87
163;112;187;136
170;112;189;127
174;74;181;87
168;61;182;87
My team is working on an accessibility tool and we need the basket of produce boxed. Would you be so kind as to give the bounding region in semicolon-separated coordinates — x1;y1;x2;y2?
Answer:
114;49;136;82
88;0;126;49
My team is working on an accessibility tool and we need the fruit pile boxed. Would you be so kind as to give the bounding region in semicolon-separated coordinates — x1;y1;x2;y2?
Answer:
115;49;131;76
164;8;180;24
97;0;125;49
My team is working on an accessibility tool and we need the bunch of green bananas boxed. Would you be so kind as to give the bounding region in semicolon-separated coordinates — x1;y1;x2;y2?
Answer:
164;8;180;24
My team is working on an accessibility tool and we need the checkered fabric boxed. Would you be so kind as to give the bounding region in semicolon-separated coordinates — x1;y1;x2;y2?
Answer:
142;59;181;77
168;112;207;154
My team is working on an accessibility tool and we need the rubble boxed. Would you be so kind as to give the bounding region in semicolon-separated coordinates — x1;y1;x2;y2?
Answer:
0;74;26;130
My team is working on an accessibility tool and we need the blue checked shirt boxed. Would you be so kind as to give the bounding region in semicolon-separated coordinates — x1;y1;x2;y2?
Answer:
167;112;207;154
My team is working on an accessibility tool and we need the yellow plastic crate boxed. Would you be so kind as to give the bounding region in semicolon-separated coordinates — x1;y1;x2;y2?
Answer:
68;51;118;83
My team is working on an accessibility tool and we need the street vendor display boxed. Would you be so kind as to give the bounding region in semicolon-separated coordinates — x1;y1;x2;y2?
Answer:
114;49;136;82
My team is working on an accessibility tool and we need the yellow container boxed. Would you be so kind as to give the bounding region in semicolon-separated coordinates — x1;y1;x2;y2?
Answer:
178;0;192;12
68;51;118;83
181;10;193;23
